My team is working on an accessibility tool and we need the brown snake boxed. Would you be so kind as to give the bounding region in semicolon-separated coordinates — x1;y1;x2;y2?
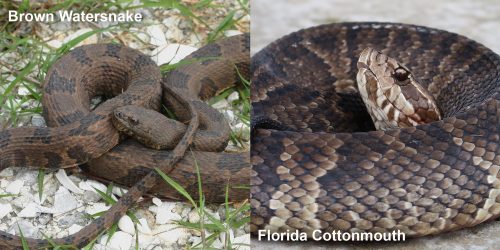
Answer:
251;23;500;237
357;47;441;130
0;34;249;248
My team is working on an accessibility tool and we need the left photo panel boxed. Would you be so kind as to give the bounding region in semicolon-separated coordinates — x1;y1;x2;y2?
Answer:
0;0;250;249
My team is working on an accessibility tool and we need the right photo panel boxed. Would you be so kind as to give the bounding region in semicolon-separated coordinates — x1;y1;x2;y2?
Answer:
250;0;500;249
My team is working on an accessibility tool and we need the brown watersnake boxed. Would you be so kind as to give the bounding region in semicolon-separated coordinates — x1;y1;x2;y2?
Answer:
0;34;250;248
251;22;500;237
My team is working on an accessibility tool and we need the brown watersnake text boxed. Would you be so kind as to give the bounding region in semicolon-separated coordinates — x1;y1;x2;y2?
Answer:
0;34;250;248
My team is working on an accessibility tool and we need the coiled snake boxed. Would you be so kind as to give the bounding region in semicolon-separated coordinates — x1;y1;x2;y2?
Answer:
0;34;249;248
251;23;500;237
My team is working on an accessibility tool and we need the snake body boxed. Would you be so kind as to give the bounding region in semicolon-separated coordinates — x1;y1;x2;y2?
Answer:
251;23;500;237
0;34;250;248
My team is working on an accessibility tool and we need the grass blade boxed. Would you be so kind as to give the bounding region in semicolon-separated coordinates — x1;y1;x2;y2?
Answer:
160;56;220;73
93;187;116;205
203;209;224;231
37;169;44;201
82;229;107;250
17;0;30;12
155;168;197;208
176;221;220;231
207;87;234;105
191;151;204;206
0;62;36;107
17;224;29;250
0;193;18;198
105;223;118;245
207;10;236;42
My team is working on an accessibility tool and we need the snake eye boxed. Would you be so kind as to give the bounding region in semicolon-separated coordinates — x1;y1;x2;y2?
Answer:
393;67;410;84
114;111;124;119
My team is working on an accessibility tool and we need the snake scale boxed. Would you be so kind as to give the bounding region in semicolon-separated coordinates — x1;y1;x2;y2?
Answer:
0;34;249;248
251;23;500;237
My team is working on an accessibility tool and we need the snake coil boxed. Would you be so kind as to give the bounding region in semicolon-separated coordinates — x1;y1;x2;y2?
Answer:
251;22;500;237
0;34;250;248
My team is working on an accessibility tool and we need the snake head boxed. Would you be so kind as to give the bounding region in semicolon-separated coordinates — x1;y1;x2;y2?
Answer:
356;47;441;130
114;108;139;126
112;106;143;135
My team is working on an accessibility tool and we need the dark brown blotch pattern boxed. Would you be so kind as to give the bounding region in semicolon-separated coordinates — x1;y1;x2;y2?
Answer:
70;47;93;66
104;43;122;58
251;22;500;237
44;70;76;95
0;36;250;248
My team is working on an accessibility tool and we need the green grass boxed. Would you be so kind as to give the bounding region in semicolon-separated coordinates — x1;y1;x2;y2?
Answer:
156;150;250;249
0;193;18;198
0;0;249;126
89;184;142;248
0;24;123;127
37;169;44;201
0;0;249;249
41;150;250;250
18;224;29;250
